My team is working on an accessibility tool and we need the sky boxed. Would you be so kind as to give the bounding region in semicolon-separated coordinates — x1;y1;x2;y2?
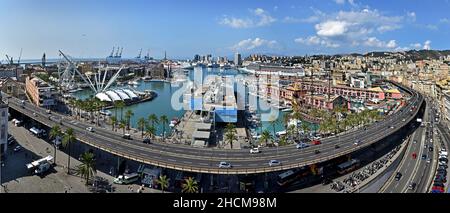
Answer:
1;0;450;60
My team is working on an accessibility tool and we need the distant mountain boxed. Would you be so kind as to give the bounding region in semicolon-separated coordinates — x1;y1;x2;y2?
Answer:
363;50;450;60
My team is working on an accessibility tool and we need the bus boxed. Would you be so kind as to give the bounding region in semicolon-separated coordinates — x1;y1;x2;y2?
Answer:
113;173;140;185
337;159;360;175
277;167;309;187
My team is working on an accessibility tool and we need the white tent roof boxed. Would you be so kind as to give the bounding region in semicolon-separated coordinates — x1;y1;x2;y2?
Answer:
123;89;139;99
114;90;131;100
96;92;113;102
105;91;122;102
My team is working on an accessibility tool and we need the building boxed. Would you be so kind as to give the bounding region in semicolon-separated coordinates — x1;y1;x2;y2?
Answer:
0;65;24;81
234;53;242;66
25;76;57;107
443;91;450;123
0;96;8;156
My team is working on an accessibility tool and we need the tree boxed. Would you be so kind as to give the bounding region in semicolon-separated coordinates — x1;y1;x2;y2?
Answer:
181;177;199;193
111;116;117;131
125;109;134;130
224;124;237;149
268;116;278;138
301;122;310;138
49;125;62;165
279;135;288;146
119;120;126;135
145;125;156;139
115;100;126;121
137;118;147;138
62;128;76;174
156;175;170;193
259;130;272;146
282;113;290;128
159;115;169;140
75;152;96;186
148;114;159;129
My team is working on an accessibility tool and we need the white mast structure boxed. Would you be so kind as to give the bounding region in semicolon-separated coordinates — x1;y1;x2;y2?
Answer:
58;50;125;94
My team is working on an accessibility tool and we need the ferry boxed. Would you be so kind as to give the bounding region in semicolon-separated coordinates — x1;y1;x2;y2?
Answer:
141;76;152;82
128;81;140;86
281;108;293;112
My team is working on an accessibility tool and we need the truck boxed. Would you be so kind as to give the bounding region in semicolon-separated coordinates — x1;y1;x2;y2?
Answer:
417;118;423;123
26;155;53;175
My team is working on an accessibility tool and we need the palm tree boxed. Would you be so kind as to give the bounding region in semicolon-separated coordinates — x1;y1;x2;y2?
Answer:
119;120;126;135
224;124;237;149
159;115;169;140
259;130;272;146
137;118;147;138
282;113;290;128
62;128;76;174
181;177;199;193
145;125;156;139
125;109;134;130
155;175;170;193
301;122;310;138
111;116;117;131
115;100;126;121
75;152;96;186
148;114;159;129
268;116;278;138
279;135;288;146
49;125;62;165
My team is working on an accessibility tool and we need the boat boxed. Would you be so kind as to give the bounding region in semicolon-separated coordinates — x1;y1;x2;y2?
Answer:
128;81;140;86
68;88;83;93
100;110;112;116
169;118;180;127
281;108;293;112
141;76;152;82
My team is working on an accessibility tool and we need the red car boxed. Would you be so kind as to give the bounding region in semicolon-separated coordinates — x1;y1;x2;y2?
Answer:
432;186;444;192
312;140;322;145
412;153;417;159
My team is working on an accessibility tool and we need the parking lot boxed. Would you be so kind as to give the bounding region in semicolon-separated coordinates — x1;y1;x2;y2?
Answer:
1;123;160;193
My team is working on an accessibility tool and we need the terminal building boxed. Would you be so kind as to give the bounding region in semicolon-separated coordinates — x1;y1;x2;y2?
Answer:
95;89;140;103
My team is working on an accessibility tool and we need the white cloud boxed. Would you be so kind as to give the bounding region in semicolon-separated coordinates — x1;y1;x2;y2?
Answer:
363;37;397;49
295;36;340;48
283;16;320;23
220;8;276;28
407;12;416;22
219;17;253;29
440;18;450;23
315;21;348;37
423;40;431;50
334;0;357;6
273;6;278;11
232;38;279;50
334;0;346;4
411;43;422;49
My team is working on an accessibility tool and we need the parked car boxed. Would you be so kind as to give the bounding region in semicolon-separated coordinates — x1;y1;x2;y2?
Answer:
314;150;321;154
13;145;22;152
122;134;132;140
335;145;340;149
86;127;94;132
312;140;321;145
296;143;309;149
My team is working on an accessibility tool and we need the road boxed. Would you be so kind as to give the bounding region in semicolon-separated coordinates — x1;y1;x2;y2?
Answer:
381;97;437;193
2;81;424;174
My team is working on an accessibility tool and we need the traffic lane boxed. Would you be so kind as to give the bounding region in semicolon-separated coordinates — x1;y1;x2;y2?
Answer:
385;127;423;193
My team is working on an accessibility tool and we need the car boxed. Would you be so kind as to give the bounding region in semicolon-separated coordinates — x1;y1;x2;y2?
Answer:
426;158;431;164
7;139;15;146
218;162;232;168
314;150;321;154
46;110;51;114
412;153;417;159
143;138;151;144
390;126;395;129
86;127;94;132
354;140;361;146
402;118;406;122
13;145;22;152
429;147;434;152
312;140;321;145
268;160;281;167
413;140;417;144
296;143;309;149
33;112;38;117
250;148;260;154
439;158;448;163
335;145;340;149
408;182;417;190
321;178;332;185
122;134;132;140
424;144;428;149
395;172;402;181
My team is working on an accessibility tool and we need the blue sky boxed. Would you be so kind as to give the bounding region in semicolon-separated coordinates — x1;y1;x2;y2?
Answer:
1;0;450;60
